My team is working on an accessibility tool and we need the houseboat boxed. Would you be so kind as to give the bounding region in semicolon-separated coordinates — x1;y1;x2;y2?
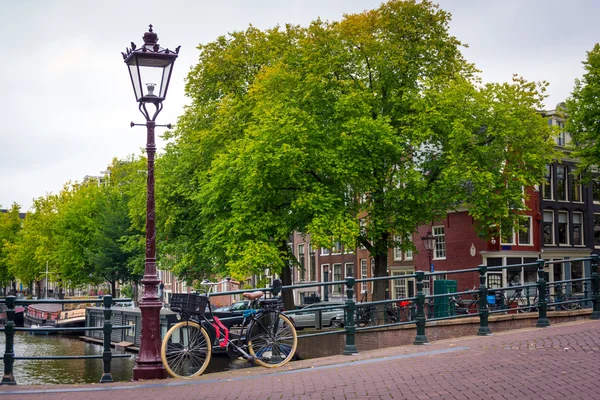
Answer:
0;304;25;326
24;303;86;333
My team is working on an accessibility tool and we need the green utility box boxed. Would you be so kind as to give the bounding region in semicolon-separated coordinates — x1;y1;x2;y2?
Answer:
433;279;457;318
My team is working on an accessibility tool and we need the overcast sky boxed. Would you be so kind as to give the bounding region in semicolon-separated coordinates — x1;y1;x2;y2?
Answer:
1;0;599;211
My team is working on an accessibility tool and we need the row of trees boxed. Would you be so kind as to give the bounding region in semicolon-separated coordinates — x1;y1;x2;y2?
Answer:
3;0;599;306
0;158;147;298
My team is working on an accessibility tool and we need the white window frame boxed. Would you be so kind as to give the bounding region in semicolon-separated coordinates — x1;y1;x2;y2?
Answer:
432;226;446;260
558;211;569;246
332;241;342;255
500;227;516;245
393;235;402;261
571;173;582;203
542;164;553;200
345;262;354;278
391;271;407;299
297;243;305;281
543;210;555;246
321;247;330;256
360;259;368;293
573;212;584;246
333;263;342;294
517;216;532;246
556;165;568;202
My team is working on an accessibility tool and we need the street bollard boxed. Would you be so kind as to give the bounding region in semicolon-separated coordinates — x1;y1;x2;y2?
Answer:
536;259;550;328
100;295;114;383
343;277;358;355
1;296;16;385
591;255;600;320
477;265;492;336
413;271;429;345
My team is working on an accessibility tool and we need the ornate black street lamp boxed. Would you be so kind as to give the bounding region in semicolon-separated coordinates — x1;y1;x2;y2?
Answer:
122;25;179;380
420;230;436;311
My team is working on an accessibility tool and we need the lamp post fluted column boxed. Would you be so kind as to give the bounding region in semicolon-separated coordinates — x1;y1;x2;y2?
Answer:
122;25;179;381
132;119;167;380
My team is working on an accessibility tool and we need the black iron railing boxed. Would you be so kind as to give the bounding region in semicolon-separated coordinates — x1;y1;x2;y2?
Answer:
0;295;133;385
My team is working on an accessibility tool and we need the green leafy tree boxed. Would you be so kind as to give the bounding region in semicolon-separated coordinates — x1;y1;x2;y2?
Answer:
566;43;600;177
0;203;23;295
160;0;558;304
5;196;59;298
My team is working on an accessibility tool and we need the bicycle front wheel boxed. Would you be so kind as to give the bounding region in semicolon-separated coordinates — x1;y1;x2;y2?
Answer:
161;320;212;379
247;311;297;368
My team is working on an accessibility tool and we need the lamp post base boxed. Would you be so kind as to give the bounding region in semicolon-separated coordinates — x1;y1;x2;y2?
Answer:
132;300;167;380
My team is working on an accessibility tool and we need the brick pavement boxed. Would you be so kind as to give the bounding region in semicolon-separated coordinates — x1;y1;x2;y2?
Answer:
1;320;599;399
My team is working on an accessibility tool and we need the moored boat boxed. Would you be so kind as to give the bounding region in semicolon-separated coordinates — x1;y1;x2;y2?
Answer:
25;304;86;334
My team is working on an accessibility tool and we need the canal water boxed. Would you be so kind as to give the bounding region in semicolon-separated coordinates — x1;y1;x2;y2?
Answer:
0;332;252;385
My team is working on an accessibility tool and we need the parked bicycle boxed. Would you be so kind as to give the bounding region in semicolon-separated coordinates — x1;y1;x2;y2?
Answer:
549;283;581;311
161;279;297;379
384;300;413;323
355;304;379;327
449;286;479;314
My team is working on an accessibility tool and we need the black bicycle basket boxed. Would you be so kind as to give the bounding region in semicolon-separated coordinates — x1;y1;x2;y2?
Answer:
170;293;209;317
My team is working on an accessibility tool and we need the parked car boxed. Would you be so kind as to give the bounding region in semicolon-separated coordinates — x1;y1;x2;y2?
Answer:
287;302;345;329
214;300;250;315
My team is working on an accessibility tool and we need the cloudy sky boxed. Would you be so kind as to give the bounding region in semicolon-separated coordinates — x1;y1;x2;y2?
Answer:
1;0;599;211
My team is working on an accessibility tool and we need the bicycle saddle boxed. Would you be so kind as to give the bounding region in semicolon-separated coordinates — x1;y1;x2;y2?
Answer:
242;291;264;300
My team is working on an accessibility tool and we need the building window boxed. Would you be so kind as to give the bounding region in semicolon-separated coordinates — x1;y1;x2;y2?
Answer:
594;214;600;247
518;216;532;245
542;165;553;200
393;235;413;261
571;173;582;202
298;244;305;280
556;166;567;201
543;211;555;245
500;227;515;245
573;212;583;246
593;181;600;203
321;247;330;256
345;263;354;278
558;211;569;245
322;264;330;298
432;226;446;259
392;271;407;299
360;259;368;293
332;241;342;255
333;263;342;294
393;236;402;261
487;273;502;289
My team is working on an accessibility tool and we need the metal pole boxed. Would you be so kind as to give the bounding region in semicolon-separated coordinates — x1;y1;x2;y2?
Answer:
1;296;16;385
132;120;167;380
536;259;550;328
477;265;492;336
590;254;600;320
413;271;428;345
100;295;114;383
342;277;358;355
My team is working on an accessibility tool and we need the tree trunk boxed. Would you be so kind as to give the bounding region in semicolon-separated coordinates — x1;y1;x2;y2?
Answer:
278;241;295;311
111;280;117;298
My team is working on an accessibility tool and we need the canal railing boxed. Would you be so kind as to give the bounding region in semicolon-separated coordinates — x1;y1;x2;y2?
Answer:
204;256;600;356
0;295;133;385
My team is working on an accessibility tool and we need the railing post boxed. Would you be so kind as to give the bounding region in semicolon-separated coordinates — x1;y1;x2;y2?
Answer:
477;265;492;336
343;277;358;355
536;259;550;328
413;271;429;345
1;296;16;385
100;295;114;383
591;255;600;320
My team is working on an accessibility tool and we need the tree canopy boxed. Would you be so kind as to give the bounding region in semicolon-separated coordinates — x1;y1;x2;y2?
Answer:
159;0;558;301
566;43;600;177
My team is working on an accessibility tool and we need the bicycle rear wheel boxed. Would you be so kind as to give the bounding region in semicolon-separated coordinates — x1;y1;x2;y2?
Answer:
562;294;581;310
161;320;212;379
247;311;297;368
